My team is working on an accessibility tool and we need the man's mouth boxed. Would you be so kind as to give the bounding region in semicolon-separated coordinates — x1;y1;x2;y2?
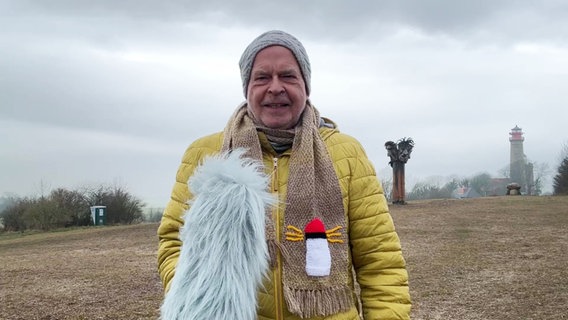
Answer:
263;103;289;108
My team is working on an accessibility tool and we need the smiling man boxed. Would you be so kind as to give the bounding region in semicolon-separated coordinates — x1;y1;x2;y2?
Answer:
246;45;307;130
158;30;411;320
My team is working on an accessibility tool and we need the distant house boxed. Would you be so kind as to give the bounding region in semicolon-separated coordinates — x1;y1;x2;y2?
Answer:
452;187;481;199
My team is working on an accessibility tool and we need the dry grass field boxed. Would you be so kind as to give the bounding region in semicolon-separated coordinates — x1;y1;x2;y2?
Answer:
391;196;568;320
1;196;567;319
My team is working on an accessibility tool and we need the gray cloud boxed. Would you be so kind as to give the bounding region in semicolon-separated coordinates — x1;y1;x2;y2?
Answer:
1;0;567;205
5;0;568;43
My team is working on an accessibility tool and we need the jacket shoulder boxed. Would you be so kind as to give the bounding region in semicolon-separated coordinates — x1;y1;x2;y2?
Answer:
323;129;369;160
181;132;224;163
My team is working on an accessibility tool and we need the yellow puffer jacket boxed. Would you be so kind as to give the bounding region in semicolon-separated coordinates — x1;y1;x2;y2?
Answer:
157;124;411;320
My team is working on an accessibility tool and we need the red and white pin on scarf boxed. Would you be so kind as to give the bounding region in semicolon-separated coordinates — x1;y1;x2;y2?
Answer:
286;218;344;277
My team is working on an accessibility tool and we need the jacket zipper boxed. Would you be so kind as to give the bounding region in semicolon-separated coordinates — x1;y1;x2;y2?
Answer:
272;157;284;320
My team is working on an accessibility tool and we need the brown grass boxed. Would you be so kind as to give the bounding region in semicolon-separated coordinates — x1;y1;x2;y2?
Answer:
391;196;568;320
1;196;567;319
0;224;163;319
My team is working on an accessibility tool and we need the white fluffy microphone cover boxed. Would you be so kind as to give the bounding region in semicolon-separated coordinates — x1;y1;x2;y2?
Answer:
160;149;274;320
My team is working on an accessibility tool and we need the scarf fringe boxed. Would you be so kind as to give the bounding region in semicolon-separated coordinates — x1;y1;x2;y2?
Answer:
283;285;353;318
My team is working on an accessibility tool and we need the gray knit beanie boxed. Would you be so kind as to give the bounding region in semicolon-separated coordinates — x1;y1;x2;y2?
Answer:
239;30;311;97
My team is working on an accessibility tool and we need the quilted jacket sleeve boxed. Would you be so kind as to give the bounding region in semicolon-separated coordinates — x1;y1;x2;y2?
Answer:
345;137;411;320
157;133;222;292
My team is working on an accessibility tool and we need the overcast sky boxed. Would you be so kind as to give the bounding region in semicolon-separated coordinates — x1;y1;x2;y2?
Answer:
2;0;567;207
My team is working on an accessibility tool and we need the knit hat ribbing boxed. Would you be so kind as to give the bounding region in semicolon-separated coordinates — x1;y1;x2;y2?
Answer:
239;30;311;97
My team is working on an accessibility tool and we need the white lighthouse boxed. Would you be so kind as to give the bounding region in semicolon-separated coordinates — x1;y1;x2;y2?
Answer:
509;125;534;195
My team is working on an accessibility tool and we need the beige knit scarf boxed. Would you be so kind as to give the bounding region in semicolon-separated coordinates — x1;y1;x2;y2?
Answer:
221;102;353;318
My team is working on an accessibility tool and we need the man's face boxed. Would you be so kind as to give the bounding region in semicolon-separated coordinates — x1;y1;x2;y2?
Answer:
246;45;308;130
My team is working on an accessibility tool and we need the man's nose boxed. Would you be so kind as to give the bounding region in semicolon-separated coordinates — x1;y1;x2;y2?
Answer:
267;77;285;95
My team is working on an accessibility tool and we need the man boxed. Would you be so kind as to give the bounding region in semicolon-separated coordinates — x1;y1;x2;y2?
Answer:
158;30;411;320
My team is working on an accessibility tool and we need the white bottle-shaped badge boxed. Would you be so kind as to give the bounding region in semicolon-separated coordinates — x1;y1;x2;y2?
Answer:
304;218;331;277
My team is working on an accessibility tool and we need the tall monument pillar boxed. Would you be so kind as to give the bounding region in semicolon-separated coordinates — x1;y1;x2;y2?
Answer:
509;125;525;189
385;138;414;204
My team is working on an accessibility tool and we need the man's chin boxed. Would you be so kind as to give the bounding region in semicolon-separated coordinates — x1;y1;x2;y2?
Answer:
261;120;293;130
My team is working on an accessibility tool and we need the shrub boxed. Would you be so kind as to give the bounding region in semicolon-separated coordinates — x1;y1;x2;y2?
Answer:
553;157;568;195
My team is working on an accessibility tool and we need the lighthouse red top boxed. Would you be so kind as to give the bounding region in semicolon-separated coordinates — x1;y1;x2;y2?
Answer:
305;218;327;239
509;125;524;142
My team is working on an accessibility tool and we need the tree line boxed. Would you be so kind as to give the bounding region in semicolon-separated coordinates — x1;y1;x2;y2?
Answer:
405;155;568;200
405;173;498;201
553;143;568;195
381;149;568;201
0;185;146;232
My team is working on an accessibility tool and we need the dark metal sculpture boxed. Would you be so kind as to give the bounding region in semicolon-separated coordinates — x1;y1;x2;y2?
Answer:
385;138;414;204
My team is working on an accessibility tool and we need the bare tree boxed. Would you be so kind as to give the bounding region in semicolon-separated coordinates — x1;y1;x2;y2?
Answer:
531;162;551;195
553;157;568;195
470;173;492;196
83;184;145;224
498;165;510;179
145;208;165;223
380;175;393;203
559;141;568;166
1;184;146;232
